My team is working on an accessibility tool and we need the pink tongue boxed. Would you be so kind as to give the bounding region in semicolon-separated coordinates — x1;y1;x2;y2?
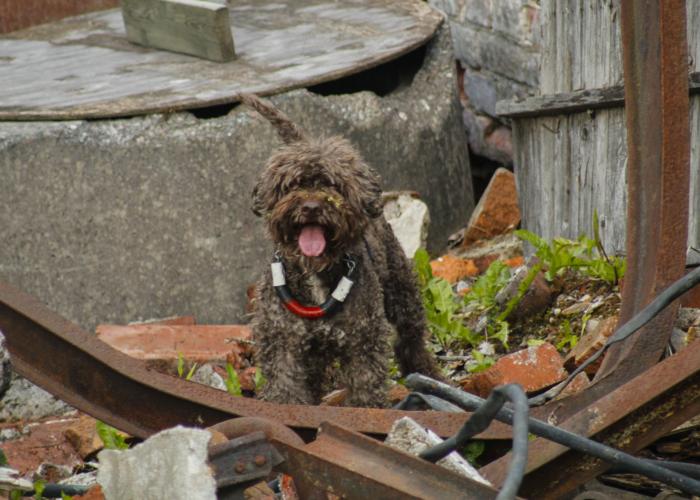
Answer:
299;225;326;257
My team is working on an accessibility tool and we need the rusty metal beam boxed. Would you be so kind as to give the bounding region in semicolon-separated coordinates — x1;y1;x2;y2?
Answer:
273;422;504;500
0;280;513;440
479;337;700;498
0;0;119;34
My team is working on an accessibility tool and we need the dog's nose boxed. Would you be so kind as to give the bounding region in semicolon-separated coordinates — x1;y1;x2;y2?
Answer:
301;200;322;217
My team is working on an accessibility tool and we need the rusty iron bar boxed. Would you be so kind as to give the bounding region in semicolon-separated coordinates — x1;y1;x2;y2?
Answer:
0;280;515;440
271;422;505;500
0;0;119;34
479;336;700;498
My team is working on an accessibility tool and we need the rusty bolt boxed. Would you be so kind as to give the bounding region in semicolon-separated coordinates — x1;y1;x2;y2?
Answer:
234;461;246;473
254;455;267;467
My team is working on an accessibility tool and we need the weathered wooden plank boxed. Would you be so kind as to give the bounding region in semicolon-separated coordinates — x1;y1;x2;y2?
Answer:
121;0;235;62
498;73;700;118
0;0;442;120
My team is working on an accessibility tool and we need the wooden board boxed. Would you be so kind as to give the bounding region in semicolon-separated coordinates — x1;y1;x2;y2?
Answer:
122;0;235;62
0;0;442;120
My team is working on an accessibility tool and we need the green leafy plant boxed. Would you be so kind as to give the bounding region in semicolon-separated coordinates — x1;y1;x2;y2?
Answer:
464;261;511;309
61;492;74;500
0;448;7;466
10;490;22;500
33;479;46;500
467;350;495;373
414;249;478;349
224;363;242;396
462;440;486;466
96;420;129;450
556;320;578;351
515;212;625;285
176;353;198;381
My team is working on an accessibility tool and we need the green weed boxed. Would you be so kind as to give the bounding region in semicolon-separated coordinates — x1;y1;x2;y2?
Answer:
176;352;198;381
96;420;129;450
224;363;242;396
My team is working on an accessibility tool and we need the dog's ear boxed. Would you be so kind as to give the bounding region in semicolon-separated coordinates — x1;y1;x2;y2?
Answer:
354;168;383;219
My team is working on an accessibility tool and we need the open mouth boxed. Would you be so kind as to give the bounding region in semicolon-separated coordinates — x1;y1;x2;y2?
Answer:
298;224;326;257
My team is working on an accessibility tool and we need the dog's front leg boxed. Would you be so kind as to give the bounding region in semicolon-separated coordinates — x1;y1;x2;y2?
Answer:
255;341;318;405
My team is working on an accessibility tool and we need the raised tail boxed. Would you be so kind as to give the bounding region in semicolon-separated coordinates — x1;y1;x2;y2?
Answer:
238;93;307;144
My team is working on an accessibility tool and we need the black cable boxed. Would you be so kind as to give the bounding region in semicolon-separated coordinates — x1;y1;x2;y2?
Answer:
529;265;700;406
21;483;90;497
419;384;529;500
393;392;464;412
406;374;700;497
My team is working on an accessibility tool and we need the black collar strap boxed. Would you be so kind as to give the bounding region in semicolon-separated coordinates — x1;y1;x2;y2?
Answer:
271;254;356;319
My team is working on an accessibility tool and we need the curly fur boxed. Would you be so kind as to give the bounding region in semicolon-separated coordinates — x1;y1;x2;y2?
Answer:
244;94;440;407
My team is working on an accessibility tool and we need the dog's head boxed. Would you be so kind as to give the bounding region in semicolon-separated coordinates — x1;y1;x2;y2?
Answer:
241;94;382;271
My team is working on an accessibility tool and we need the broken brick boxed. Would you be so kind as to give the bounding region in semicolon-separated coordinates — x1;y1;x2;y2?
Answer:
461;342;567;397
64;415;104;459
564;316;617;375
430;254;479;283
130;316;196;326
96;324;252;363
462;168;521;247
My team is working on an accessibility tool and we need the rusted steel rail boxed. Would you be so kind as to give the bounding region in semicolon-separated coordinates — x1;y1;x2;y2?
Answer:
479;336;700;498
0;280;513;440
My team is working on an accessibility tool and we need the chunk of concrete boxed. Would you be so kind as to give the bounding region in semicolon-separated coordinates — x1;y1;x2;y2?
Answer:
385;416;491;486
97;426;216;500
0;24;472;331
384;193;430;259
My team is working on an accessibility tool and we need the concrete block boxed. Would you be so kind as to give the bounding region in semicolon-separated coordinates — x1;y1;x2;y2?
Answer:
463;0;493;28
97;426;216;500
0;24;472;331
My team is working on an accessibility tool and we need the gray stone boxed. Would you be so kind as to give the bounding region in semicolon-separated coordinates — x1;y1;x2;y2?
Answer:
451;22;539;86
59;469;98;489
463;0;493;28
384;194;430;259
384;417;490;485
464;67;533;117
670;328;690;353
428;0;465;19
0;332;10;398
0;373;74;422
190;363;227;391
492;0;528;41
0;25;472;330
97;426;216;500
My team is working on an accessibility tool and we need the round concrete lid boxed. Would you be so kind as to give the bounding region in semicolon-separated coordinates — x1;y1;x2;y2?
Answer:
0;0;443;120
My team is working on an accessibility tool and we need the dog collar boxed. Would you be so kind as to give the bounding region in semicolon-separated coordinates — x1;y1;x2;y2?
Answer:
271;253;356;319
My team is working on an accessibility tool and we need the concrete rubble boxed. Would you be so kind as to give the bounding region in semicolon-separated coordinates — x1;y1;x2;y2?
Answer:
97;426;217;500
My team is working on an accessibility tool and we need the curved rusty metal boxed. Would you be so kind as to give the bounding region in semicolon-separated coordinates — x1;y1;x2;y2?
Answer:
0;280;514;440
209;417;305;447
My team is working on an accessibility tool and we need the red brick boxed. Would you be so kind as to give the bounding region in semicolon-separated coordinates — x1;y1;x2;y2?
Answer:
461;343;567;397
2;418;82;475
462;168;521;246
430;254;479;283
96;324;252;363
